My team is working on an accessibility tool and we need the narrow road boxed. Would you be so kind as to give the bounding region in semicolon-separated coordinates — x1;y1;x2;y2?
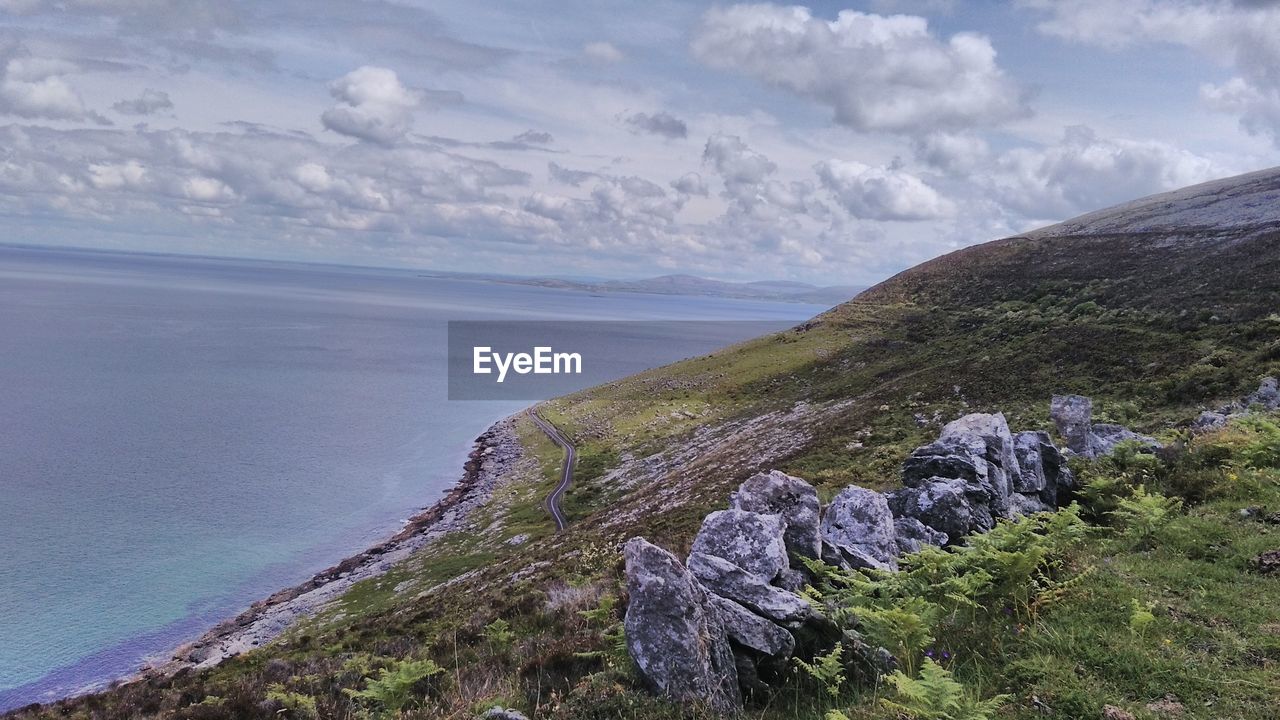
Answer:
527;408;575;532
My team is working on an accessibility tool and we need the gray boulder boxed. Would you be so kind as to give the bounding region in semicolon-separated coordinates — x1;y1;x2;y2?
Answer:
1009;492;1053;515
705;593;796;658
1011;431;1049;494
1051;393;1161;458
820;486;898;571
1192;410;1229;433
482;708;529;720
1244;376;1279;410
623;538;740;712
1012;431;1074;507
730;470;822;560
1091;423;1161;456
687;552;812;626
1040;437;1076;499
887;477;991;539
1051;394;1094;455
937;413;1018;516
893;517;948;555
691;509;789;582
902;442;982;486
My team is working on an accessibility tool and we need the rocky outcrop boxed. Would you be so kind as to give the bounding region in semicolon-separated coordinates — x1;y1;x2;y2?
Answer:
937;413;1018;516
622;402;1090;711
892;517;948;555
820;486;899;571
900;413;1022;533
1050;394;1161;458
1243;376;1279;410
687;552;812;626
1013;430;1075;508
690;509;789;582
705;593;796;657
1049;395;1094;455
623;538;741;713
730;470;822;559
888;477;985;538
1192;410;1229;433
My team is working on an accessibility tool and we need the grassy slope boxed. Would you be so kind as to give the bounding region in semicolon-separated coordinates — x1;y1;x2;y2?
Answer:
11;225;1280;719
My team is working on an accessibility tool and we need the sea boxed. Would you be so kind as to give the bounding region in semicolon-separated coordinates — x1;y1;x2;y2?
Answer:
0;245;827;710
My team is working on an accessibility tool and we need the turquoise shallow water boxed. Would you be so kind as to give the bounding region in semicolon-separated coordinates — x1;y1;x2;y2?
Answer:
0;245;824;709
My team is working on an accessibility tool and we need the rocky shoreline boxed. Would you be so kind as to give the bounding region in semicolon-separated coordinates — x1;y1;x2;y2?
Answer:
137;414;525;681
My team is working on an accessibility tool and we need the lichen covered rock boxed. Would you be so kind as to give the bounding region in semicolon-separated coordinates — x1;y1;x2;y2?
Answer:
730;470;822;560
690;509;789;582
623;538;740;712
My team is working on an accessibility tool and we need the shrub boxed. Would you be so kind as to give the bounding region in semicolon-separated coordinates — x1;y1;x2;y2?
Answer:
1236;415;1280;469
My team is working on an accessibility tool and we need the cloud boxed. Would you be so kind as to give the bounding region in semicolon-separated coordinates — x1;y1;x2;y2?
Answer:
691;3;1029;136
1201;78;1280;141
816;159;954;221
671;172;709;197
0;46;109;123
989;125;1221;220
1021;0;1280;142
625;111;688;139
321;66;420;145
912;132;989;174
112;88;173;116
583;41;624;63
512;129;553;145
548;161;598;187
702;133;777;207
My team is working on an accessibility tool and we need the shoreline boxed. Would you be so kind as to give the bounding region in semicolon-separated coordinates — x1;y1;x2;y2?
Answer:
126;413;525;685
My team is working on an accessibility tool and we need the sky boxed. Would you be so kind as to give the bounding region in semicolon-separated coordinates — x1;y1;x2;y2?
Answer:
1;1;1279;285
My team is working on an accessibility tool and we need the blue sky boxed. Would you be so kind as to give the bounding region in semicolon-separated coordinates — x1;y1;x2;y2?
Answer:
1;0;1278;285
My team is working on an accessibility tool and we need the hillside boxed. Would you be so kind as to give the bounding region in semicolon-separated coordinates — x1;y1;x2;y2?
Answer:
9;169;1280;720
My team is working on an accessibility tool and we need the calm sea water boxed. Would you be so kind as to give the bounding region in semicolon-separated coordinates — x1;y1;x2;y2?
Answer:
0;245;825;709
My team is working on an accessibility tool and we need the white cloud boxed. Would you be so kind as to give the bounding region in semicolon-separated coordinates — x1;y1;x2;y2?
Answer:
583;41;624;63
702;133;777;208
0;49;107;123
816;159;953;221
87;160;147;190
912;132;989;174
182;175;236;202
691;4;1028;135
321;66;420;145
671;171;709;197
1021;0;1280;142
989;125;1221;219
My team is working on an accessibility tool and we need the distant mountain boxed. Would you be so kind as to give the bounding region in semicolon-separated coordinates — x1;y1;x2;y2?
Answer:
488;272;865;306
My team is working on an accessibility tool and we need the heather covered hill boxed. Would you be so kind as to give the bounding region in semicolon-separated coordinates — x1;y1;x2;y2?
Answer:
9;169;1280;720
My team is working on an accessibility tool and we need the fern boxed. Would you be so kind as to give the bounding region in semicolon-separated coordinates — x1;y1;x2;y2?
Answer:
882;658;1009;720
577;594;617;627
343;657;444;716
482;618;514;653
1128;598;1157;637
795;643;846;697
1111;485;1181;548
265;684;318;719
